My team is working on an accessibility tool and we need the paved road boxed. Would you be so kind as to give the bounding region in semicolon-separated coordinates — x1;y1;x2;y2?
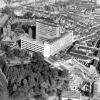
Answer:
76;44;100;51
78;32;98;42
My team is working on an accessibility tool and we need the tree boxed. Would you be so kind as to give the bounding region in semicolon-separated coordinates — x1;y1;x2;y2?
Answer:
0;43;15;59
0;28;3;41
6;52;70;100
0;43;10;52
23;12;33;18
14;49;30;66
6;49;15;59
44;5;50;11
2;6;13;15
11;23;18;31
22;24;29;33
7;66;19;85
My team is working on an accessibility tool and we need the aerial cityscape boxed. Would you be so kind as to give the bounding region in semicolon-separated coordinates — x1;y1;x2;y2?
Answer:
0;0;100;100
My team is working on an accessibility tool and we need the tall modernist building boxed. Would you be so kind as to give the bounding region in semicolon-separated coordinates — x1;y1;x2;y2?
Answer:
21;36;44;54
36;19;61;42
44;30;73;57
96;0;100;5
21;18;73;58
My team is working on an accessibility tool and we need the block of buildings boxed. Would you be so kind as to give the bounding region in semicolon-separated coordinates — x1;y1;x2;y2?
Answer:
21;29;73;58
20;18;73;58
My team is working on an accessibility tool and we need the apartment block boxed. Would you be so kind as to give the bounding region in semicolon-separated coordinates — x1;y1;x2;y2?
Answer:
36;19;61;42
20;36;44;54
21;30;73;58
44;30;73;57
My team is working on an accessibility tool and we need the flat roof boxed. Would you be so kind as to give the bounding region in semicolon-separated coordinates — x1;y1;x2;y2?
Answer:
36;18;59;27
44;30;72;44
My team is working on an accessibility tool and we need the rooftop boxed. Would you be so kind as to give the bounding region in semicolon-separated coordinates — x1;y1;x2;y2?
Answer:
44;30;73;44
36;18;59;27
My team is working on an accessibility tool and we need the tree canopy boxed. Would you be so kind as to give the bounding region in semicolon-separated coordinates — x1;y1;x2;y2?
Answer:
0;43;70;100
5;52;70;100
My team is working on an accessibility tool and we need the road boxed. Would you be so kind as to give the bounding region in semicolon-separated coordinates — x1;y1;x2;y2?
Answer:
75;44;100;51
78;31;98;42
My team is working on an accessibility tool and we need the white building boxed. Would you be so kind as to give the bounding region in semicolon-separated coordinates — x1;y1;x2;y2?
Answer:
20;36;44;54
36;19;61;41
20;18;73;58
21;30;73;58
96;0;100;5
44;30;73;57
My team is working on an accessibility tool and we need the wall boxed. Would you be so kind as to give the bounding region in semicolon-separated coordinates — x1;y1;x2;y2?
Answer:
21;36;44;54
50;31;73;56
36;20;60;41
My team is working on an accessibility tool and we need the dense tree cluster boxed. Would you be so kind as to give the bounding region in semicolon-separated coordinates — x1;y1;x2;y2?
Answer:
11;23;18;31
2;52;70;100
2;6;14;16
0;42;30;61
0;43;70;99
23;12;33;19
